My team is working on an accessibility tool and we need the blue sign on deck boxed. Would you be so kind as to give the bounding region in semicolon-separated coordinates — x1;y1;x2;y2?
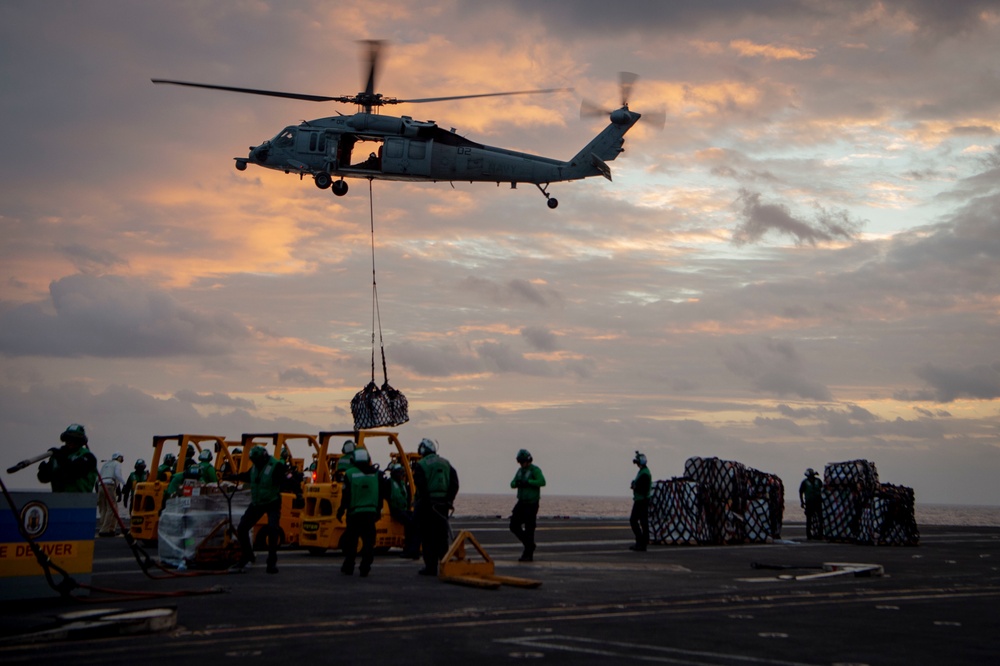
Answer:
0;492;96;600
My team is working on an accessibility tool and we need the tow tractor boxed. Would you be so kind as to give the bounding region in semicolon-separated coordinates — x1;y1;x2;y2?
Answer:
237;433;320;549
129;434;231;543
300;429;418;555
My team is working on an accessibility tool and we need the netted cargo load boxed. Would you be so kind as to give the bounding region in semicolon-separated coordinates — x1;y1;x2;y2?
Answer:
680;457;783;544
649;479;712;545
351;381;409;430
745;467;785;539
821;459;883;544
820;485;862;542
824;459;879;496
858;483;920;546
158;490;250;568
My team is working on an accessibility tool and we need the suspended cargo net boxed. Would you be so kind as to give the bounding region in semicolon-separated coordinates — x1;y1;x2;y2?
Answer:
649;456;784;545
350;180;409;431
351;381;409;430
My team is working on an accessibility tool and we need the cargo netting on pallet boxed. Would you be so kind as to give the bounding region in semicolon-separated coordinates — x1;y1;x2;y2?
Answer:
858;483;920;546
648;479;711;545
821;459;878;543
649;457;784;545
820;459;917;546
351;381;409;430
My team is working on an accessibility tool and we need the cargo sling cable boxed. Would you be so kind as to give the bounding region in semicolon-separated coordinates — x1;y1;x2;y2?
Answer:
368;177;389;394
0;472;226;602
350;178;408;429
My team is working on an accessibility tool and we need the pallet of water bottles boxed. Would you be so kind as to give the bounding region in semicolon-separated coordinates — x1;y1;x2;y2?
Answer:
648;457;784;545
820;459;918;546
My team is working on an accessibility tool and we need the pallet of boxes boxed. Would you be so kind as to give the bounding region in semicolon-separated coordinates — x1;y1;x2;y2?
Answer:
648;457;784;545
821;459;919;546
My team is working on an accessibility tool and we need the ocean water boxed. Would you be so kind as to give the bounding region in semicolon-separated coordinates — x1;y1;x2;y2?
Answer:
453;493;1000;527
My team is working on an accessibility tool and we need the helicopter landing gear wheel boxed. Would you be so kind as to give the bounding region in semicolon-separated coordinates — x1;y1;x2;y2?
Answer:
314;172;332;189
331;179;349;196
536;182;558;209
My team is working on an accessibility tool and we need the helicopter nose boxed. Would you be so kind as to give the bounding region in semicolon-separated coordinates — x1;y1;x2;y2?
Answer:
249;143;270;164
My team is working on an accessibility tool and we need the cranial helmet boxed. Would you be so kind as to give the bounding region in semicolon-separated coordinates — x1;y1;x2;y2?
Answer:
135;458;146;468
353;448;371;465
516;449;533;464
60;423;88;444
805;468;816;477
388;462;404;476
342;440;356;454
249;445;269;462
112;452;123;462
164;453;177;464
633;451;647;466
199;449;213;462
417;438;438;456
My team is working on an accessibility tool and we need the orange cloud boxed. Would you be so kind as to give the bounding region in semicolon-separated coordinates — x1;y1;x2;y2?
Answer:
729;39;817;61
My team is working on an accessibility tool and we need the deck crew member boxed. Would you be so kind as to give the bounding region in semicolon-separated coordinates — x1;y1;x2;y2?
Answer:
97;452;126;536
122;458;148;511
509;448;546;562
799;468;824;540
388;462;419;559
232;446;287;574
37;424;98;493
412;438;458;576
157;453;177;481
197;449;218;483
337;448;384;577
335;440;357;479
630;451;652;551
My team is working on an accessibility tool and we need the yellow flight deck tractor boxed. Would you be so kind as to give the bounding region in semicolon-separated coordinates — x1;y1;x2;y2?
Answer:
300;429;417;555
129;434;229;543
238;433;320;549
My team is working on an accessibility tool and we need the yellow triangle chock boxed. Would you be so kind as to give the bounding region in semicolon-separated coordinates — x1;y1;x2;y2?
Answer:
438;530;542;589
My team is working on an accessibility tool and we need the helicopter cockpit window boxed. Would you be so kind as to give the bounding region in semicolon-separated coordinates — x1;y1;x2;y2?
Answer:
274;128;296;147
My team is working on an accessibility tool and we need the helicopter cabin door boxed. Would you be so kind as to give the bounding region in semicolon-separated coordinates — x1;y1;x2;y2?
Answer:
381;137;432;177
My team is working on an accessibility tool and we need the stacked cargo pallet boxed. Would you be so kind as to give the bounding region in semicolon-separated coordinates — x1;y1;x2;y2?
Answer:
820;459;919;546
648;457;784;545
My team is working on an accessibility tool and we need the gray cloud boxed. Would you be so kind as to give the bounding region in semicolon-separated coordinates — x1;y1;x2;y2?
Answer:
58;244;128;273
0;274;247;358
459;277;564;309
731;190;863;246
723;339;832;401
278;367;326;387
520;325;559;351
173;389;255;410
904;362;1000;403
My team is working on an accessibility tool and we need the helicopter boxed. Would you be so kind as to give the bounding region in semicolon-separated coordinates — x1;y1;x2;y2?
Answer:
153;41;658;209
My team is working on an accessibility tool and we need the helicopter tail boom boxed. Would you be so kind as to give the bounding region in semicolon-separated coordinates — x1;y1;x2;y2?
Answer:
567;107;641;179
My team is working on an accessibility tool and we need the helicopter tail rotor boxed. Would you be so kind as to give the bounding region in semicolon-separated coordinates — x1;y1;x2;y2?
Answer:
579;71;665;129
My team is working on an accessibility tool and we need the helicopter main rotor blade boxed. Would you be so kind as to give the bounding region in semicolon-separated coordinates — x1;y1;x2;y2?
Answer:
151;79;345;103
395;87;573;104
360;39;385;98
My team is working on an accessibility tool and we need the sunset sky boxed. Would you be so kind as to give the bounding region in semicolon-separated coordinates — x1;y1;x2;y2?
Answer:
2;1;999;505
